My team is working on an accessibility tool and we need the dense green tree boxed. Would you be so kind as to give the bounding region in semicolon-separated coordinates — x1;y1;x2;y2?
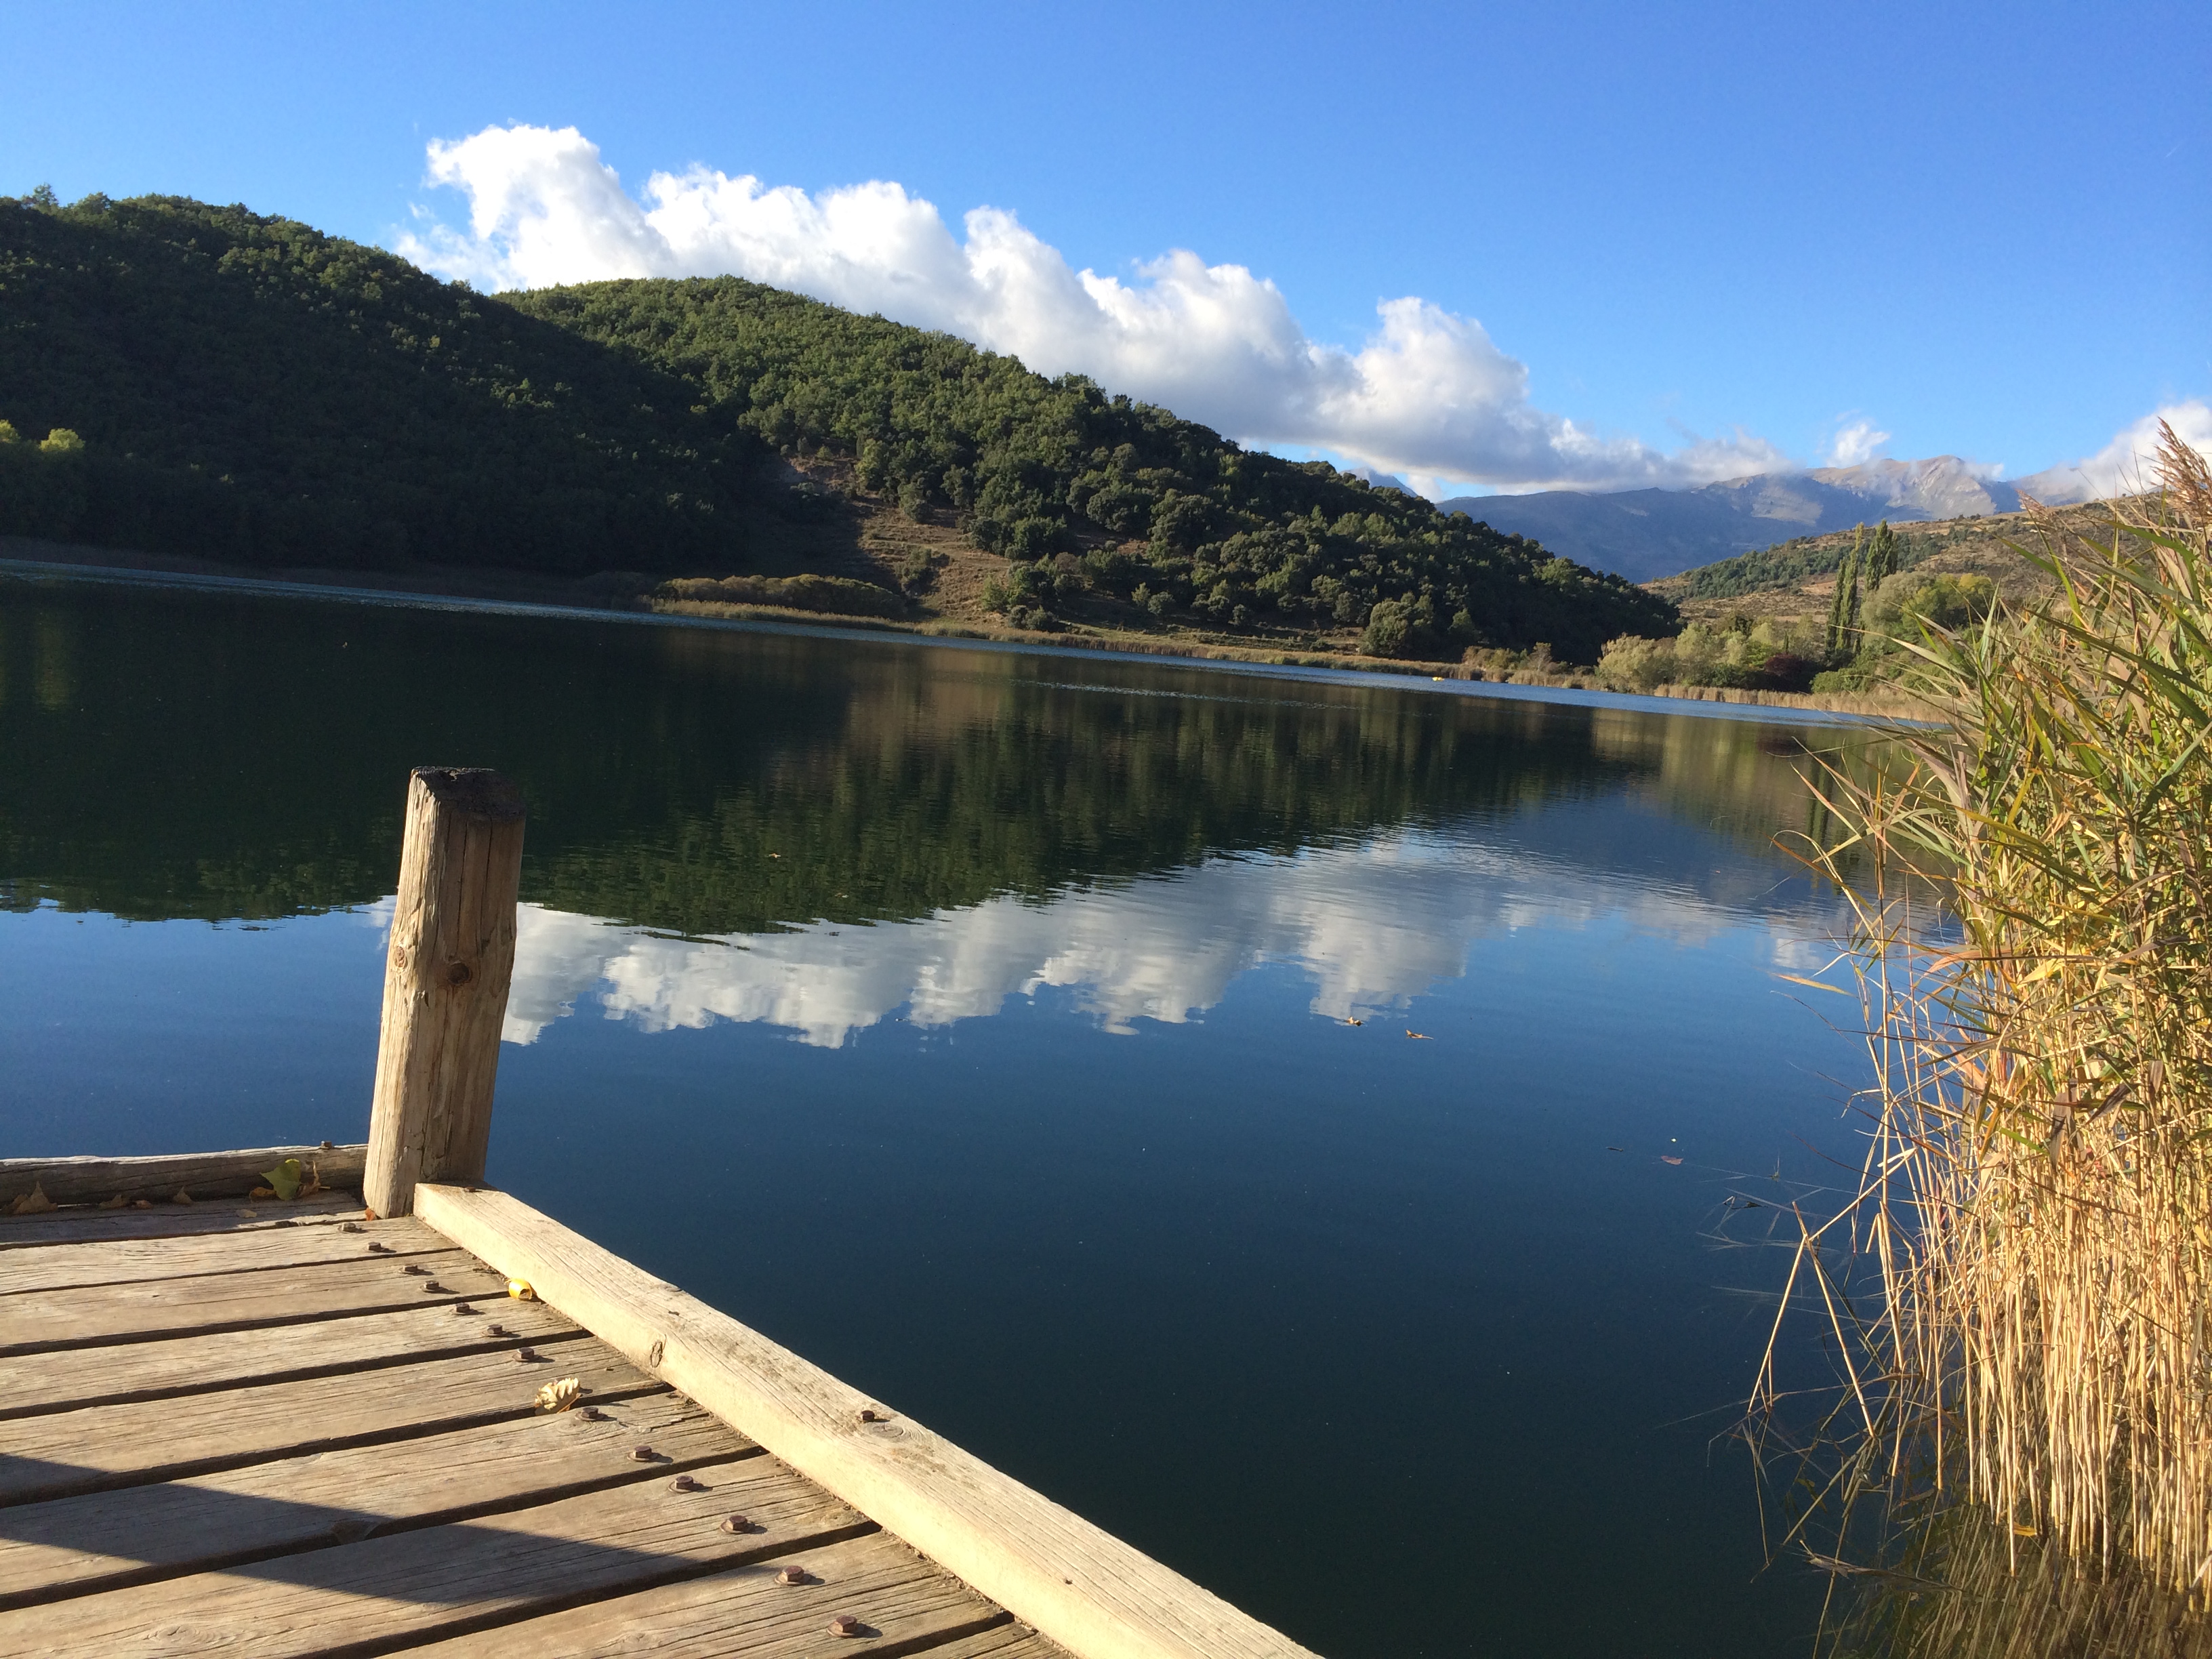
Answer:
1862;520;1899;588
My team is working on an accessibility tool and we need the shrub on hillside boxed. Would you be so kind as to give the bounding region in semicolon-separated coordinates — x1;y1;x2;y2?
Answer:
1596;618;1825;693
659;573;907;619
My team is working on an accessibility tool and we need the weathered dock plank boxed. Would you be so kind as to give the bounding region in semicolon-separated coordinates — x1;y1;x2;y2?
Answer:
0;1193;358;1250
0;1143;367;1208
0;1454;865;1658
0;1294;579;1422
407;1530;1014;1657
922;1630;1073;1659
0;1214;443;1295
0;1246;491;1355
0;1393;752;1607
0;1335;658;1504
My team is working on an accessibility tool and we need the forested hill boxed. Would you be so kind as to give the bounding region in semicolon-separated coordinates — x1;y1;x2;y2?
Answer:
507;278;1674;657
0;194;761;570
1;192;1674;659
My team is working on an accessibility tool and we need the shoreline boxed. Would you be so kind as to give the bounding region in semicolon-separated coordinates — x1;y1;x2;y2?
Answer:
0;548;1917;730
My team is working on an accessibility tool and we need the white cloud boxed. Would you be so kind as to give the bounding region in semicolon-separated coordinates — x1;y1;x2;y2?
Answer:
1823;417;1891;468
396;123;1789;493
2013;401;2212;504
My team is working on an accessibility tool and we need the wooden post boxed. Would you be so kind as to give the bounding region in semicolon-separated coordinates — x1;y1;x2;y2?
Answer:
363;767;527;1218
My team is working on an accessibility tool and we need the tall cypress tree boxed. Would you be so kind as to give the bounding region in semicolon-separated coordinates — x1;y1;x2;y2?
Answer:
1865;520;1898;589
1827;525;1866;661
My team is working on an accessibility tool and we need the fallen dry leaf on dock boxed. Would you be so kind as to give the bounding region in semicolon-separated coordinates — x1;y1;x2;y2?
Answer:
8;1184;58;1216
259;1158;305;1201
171;1189;194;1204
535;1376;582;1412
508;1278;537;1301
98;1192;129;1209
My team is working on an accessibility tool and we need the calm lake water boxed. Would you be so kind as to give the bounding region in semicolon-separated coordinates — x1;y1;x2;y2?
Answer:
0;573;1878;1656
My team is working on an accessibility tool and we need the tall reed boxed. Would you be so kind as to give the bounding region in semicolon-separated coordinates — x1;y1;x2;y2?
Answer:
1755;424;2212;1601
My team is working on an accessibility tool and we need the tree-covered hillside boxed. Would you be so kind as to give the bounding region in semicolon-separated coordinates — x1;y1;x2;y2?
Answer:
1;191;1675;659
0;194;764;571
1660;502;2113;605
511;278;1675;659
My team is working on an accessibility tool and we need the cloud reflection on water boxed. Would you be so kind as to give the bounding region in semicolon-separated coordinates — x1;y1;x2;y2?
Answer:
386;821;1847;1049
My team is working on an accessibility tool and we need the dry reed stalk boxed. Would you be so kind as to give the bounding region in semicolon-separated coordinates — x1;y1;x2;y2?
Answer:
1753;424;2212;1606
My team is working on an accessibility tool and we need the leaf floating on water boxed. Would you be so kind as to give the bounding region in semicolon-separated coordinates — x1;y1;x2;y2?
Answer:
1605;1146;1624;1152
508;1279;537;1301
8;1183;58;1216
535;1376;582;1413
1660;1155;1683;1166
1405;1029;1431;1040
1343;1017;1363;1026
260;1159;304;1201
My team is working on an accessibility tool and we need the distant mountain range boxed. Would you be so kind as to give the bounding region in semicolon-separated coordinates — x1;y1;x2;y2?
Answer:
1439;455;2097;583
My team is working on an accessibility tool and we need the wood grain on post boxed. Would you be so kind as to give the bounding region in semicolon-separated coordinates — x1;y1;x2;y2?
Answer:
363;768;526;1218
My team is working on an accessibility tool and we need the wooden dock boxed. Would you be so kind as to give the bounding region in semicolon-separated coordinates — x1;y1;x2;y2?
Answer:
1;770;1317;1659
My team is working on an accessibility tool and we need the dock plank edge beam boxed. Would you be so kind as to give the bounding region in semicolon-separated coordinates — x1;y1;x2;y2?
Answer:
414;1183;1319;1659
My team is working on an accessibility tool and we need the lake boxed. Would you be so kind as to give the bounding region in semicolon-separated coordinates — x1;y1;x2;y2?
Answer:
0;571;1877;1656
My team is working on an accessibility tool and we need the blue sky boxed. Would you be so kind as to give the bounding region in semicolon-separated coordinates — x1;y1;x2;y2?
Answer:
6;0;2206;493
